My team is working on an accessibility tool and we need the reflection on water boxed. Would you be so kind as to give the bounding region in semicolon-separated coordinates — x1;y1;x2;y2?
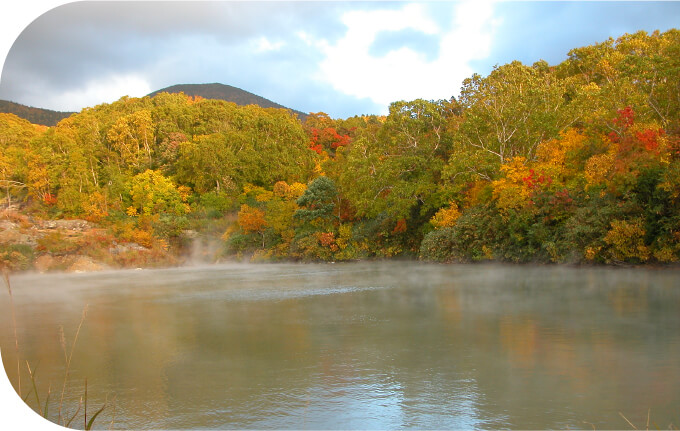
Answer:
1;263;679;429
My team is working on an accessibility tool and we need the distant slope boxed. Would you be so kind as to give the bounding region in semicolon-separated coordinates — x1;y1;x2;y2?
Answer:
148;83;308;120
0;100;74;126
0;83;307;126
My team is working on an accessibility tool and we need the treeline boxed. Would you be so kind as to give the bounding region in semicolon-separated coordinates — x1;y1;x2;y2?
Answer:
0;100;74;127
1;29;679;267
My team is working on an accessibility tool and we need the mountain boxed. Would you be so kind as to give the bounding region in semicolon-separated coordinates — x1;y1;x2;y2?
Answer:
0;100;74;127
0;83;307;127
148;83;308;121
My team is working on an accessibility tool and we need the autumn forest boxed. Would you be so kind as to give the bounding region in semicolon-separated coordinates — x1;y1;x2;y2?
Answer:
1;30;679;270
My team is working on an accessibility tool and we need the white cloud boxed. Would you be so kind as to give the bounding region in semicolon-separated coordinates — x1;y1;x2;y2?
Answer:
316;1;498;113
42;74;152;111
254;36;285;53
296;30;315;47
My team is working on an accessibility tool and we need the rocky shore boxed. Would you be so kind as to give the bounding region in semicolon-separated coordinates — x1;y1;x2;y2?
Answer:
0;212;171;273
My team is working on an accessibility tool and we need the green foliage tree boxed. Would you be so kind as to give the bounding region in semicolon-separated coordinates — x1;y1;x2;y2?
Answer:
1;29;679;266
446;61;573;185
294;176;338;224
340;99;457;219
176;133;238;194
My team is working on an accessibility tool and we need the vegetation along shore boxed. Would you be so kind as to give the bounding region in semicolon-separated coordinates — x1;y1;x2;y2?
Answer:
1;30;680;272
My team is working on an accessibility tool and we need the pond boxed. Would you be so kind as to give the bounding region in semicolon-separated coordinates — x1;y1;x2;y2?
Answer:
1;262;679;429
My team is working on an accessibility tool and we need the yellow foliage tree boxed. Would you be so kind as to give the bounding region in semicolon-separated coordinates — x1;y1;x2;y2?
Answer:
535;128;588;184
272;181;291;198
430;202;462;229
492;157;534;212
129;170;188;216
242;183;274;203
287;182;307;200
107;110;155;169
604;219;650;262
584;142;618;188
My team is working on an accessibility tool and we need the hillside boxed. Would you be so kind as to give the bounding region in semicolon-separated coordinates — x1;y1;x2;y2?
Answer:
0;99;74;126
148;83;308;120
2;30;680;271
0;83;307;127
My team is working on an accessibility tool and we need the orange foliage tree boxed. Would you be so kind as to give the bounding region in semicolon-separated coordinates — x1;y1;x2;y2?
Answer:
238;204;268;248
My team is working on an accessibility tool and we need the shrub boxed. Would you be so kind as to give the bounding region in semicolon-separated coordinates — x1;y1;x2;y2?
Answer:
152;214;189;239
198;190;234;214
419;205;496;263
604;218;650;262
224;232;257;254
36;231;80;255
0;244;35;270
419;227;458;262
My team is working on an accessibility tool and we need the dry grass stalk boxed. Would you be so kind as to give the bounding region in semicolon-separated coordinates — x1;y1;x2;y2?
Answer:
25;360;42;416
582;420;596;430
618;409;671;431
108;395;117;430
646;408;650;430
84;377;87;429
65;397;82;428
3;271;109;429
2;269;21;398
619;411;639;430
58;304;89;425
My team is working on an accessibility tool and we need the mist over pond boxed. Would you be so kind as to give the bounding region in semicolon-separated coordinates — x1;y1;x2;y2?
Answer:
2;262;679;429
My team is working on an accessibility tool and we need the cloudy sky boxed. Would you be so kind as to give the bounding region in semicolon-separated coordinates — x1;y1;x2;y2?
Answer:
1;1;679;118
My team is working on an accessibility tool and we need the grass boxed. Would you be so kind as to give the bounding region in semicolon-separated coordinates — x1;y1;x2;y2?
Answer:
581;409;678;430
3;269;21;399
2;268;112;429
618;410;678;430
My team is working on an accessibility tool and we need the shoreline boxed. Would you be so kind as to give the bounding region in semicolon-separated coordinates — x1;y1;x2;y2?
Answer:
3;212;680;274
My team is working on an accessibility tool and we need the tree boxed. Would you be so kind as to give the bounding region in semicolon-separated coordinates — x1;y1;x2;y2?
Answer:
25;126;95;214
237;204;268;248
0;114;44;208
339;99;458;219
176;103;316;192
556;30;680;132
448;61;574;183
230;105;316;186
107;110;155;170
129;170;188;216
294;176;338;224
304;112;353;156
176;133;238;194
430;202;462;229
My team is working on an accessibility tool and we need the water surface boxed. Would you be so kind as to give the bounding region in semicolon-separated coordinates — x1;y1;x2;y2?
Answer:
2;262;679;429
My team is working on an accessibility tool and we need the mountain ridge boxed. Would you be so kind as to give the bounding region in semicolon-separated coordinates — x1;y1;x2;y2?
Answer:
0;99;74;127
147;83;308;120
1;83;308;126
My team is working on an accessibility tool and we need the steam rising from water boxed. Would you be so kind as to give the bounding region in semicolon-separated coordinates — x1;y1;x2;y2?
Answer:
2;262;679;429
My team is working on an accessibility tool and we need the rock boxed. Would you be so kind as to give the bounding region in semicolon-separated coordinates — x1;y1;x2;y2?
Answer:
108;242;149;255
37;219;92;231
67;255;105;272
0;220;19;231
34;255;55;273
0;228;37;246
39;220;58;229
182;229;199;239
